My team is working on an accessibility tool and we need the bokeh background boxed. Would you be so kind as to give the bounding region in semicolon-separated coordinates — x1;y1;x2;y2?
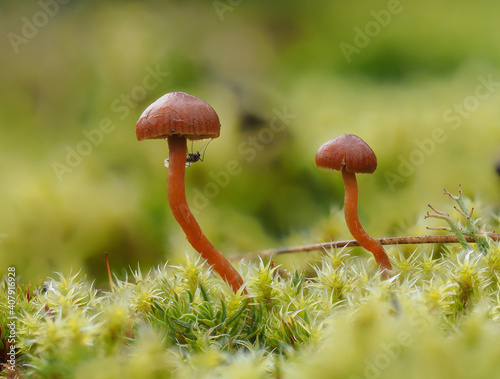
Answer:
1;0;499;283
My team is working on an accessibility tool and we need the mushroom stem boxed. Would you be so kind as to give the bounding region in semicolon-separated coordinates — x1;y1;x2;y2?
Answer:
167;135;245;293
342;168;392;275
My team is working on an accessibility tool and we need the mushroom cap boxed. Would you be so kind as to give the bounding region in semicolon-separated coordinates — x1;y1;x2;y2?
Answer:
315;134;377;173
136;92;220;141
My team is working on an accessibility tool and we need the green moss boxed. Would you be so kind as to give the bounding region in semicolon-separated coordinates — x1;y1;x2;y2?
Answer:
2;233;500;378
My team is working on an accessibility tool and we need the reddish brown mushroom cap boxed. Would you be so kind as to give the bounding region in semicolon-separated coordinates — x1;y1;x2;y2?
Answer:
136;92;221;141
315;134;377;174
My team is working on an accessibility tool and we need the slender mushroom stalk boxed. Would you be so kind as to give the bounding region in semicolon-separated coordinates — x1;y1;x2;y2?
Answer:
167;134;244;292
342;168;392;273
316;134;392;277
136;92;245;293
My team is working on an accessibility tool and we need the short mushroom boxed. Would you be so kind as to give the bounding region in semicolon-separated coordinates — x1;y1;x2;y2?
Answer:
315;134;392;276
136;91;245;293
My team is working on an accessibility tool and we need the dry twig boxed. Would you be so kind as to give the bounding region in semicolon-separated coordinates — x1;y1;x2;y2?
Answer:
233;233;500;261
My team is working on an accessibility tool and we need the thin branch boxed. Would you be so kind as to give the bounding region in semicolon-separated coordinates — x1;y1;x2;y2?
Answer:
233;233;500;261
444;187;460;200
426;204;449;217
453;205;473;219
426;226;452;231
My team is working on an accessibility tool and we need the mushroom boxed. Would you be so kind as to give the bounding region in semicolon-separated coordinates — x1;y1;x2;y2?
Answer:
315;134;392;276
136;92;245;293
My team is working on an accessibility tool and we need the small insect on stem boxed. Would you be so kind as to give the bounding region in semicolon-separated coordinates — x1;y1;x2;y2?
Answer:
164;151;203;168
165;140;211;168
186;151;202;167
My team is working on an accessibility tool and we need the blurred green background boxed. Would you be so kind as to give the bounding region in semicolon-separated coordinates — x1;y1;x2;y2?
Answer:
1;0;499;283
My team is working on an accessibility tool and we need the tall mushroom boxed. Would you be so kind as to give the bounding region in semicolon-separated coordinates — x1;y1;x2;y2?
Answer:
136;92;245;293
315;134;392;276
